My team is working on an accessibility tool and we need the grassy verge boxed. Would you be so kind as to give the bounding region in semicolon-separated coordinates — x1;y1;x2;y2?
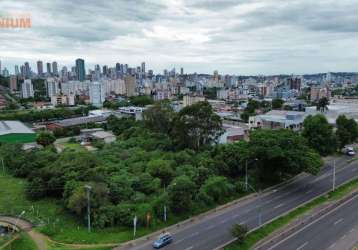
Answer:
3;232;37;250
46;240;113;250
226;177;358;250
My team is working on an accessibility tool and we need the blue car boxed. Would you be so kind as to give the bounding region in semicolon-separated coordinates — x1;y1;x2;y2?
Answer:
152;233;173;249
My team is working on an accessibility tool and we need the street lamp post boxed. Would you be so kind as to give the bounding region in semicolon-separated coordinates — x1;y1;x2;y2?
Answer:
1;158;4;173
84;185;92;233
245;158;258;192
332;159;336;191
244;183;262;227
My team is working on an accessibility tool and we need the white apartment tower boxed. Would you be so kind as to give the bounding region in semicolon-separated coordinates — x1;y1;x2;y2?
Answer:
89;81;105;107
21;79;34;98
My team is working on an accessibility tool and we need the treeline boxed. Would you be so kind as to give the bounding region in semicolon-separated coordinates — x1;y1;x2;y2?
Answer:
0;101;323;229
303;114;358;155
0;106;90;122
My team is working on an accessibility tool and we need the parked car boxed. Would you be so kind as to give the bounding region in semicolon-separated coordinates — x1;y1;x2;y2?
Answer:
343;146;356;156
152;233;173;249
347;149;356;156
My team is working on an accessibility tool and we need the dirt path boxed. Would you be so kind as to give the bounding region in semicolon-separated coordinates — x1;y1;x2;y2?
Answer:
0;215;118;250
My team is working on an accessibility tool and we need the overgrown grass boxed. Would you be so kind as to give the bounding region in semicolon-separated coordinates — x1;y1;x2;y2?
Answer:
46;240;113;250
226;178;358;250
3;232;37;250
0;234;15;247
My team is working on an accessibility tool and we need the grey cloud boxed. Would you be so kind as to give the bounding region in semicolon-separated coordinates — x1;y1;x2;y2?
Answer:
230;1;358;33
186;0;250;11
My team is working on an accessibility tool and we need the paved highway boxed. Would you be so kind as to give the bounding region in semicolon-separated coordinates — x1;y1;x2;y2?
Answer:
269;193;358;250
118;156;358;250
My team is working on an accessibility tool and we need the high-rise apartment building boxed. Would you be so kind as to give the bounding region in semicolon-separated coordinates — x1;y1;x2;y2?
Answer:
46;78;60;97
37;61;43;76
141;62;145;73
46;62;52;75
52;61;58;76
124;75;136;97
21;79;34;98
24;62;31;78
75;58;85;81
14;65;19;75
10;75;17;92
89;81;105;107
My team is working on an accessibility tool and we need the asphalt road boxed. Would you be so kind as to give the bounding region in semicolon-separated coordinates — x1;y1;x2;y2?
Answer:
120;156;358;250
269;193;358;250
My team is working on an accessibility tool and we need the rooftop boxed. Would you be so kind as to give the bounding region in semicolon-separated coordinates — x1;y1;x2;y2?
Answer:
0;121;35;136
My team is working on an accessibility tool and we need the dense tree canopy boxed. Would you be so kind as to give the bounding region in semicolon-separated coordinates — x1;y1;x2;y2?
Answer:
272;98;284;109
36;131;56;146
172;101;223;150
336;115;358;149
143;101;175;135
249;129;323;183
0;104;326;229
302;114;336;155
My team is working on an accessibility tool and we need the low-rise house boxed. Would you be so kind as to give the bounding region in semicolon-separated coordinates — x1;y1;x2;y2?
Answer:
219;124;248;144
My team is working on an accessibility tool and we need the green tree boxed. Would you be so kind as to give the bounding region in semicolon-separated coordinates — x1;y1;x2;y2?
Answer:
336;115;358;149
250;129;323;183
36;131;56;146
316;97;329;112
172;101;223;150
272;98;284;109
143;101;175;134
231;224;248;243
302;114;336;155
129;95;154;107
199;176;234;203
168;176;196;213
147;159;175;186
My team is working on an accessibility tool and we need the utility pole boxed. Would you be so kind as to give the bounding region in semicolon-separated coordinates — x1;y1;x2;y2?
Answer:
245;160;248;192
85;185;92;233
1;158;4;173
245;158;258;192
332;159;336;191
258;190;262;226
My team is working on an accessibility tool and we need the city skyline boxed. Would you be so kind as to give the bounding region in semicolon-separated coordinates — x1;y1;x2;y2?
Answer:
1;0;358;75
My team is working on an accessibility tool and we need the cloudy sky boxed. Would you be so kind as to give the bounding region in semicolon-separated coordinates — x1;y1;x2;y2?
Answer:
1;0;358;75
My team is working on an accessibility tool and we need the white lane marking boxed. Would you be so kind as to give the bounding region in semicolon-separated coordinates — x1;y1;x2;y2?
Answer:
206;225;215;230
274;203;284;209
266;195;358;250
334;218;344;225
305;189;313;194
341;234;346;239
264;200;273;205
174;238;185;244
329;243;336;249
185;246;193;250
220;218;229;224
352;168;357;172
192;232;199;236
349;228;355;233
232;214;240;218
296;241;308;250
